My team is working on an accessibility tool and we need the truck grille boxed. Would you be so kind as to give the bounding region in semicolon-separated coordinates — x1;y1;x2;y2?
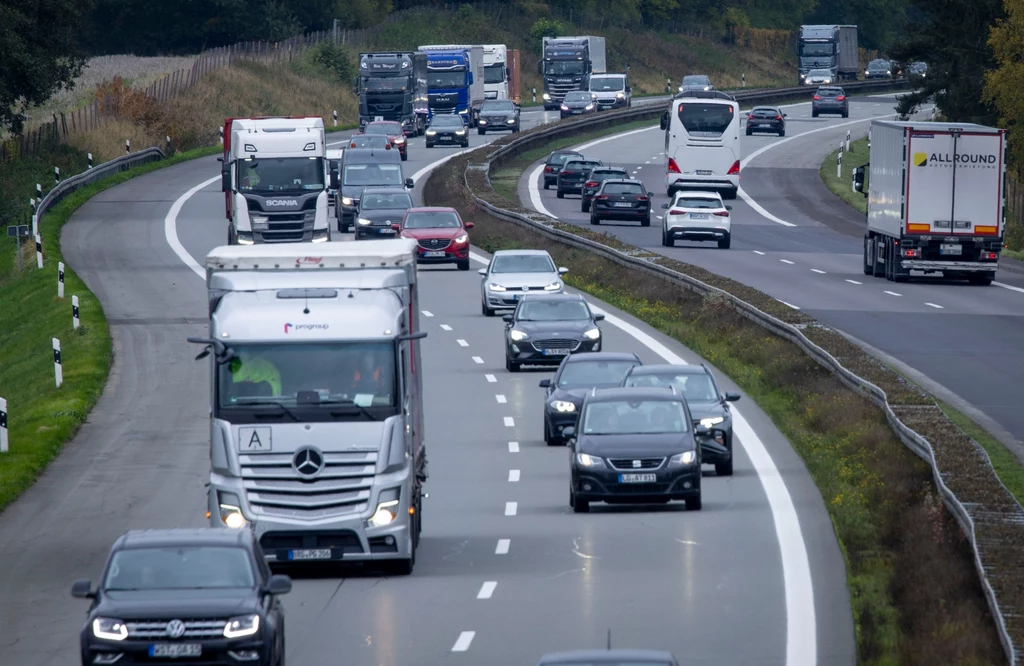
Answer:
418;238;451;251
547;83;581;100
254;211;315;243
531;339;580;351
240;451;377;518
126;618;227;640
608;457;666;471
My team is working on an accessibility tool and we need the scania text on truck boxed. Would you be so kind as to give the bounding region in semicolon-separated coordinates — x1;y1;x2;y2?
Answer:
856;120;1007;285
417;45;485;126
798;25;858;84
186;241;428;575
538;36;607;109
354;52;429;136
220;116;331;245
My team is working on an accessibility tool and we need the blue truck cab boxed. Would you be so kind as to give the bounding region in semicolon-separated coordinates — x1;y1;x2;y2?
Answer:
418;45;485;126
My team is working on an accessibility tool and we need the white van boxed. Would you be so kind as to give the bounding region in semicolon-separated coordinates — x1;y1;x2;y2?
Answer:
660;90;741;199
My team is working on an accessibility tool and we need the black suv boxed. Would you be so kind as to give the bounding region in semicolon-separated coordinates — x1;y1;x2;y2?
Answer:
581;167;629;212
811;87;848;118
477;100;521;134
590;179;653;227
543;150;583;189
73;528;291;666
556;158;603;198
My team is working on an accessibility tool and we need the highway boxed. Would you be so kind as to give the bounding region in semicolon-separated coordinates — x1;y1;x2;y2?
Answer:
0;102;854;665
518;93;1024;451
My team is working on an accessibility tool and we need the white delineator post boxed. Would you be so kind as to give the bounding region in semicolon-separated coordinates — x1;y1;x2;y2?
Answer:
125;139;131;154
846;130;851;152
53;338;63;388
72;295;81;329
0;397;8;453
333;110;338;126
58;261;65;298
35;234;43;269
837;148;843;179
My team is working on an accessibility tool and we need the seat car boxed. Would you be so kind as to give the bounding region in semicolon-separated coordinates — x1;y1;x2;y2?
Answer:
425;115;469;147
581;167;629;213
621;363;741;476
538;352;642;446
590;179;653;226
538;649;680;666
803;68;834;85
678;74;713;93
353;187;413;240
556;158;604;198
559;90;598;119
661;190;732;248
746;106;787;136
543;150;583;189
479;249;569;316
811;86;848;118
865;58;893;79
503;293;605;372
348;134;393;151
72;528;291;666
477;100;521;134
398;207;474;270
362;120;408;160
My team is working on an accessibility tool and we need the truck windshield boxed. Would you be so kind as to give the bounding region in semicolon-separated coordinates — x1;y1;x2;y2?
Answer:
238;157;324;193
483;64;506;84
216;342;399;422
427;72;466;88
343;163;403;186
362;76;408;92
544;61;585;76
800;43;834;56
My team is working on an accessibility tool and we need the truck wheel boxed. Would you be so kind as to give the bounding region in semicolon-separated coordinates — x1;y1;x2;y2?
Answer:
863;238;873;275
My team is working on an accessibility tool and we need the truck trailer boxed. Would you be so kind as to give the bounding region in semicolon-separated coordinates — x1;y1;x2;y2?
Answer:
856;120;1007;285
220;116;331;245
354;52;429;136
187;240;428;574
417;45;485;125
798;25;858;84
539;36;607;109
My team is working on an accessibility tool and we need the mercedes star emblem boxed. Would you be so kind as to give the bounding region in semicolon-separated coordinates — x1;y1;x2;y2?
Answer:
293;446;325;478
166;619;186;639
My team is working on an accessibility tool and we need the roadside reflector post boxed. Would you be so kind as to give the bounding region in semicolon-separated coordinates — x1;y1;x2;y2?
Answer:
88;152;94;169
58;261;65;298
35;234;43;269
219;126;224;144
54;166;61;185
846;130;850;152
0;396;7;453
333;110;338;126
72;295;81;329
53;338;63;388
837;150;843;179
125;139;131;154
742;73;746;88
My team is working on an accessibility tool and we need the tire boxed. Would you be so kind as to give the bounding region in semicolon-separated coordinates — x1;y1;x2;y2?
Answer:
969;275;993;286
426;142;433;148
718;233;731;249
478;129;486;135
390;556;414;576
746;129;752;136
591;214;600;225
641;214;651;227
843;111;849;118
715;457;734;477
401;153;408;162
482;301;495;317
685;494;702;511
543;182;550;190
557;190;564;199
582;201;590;213
544;420;560;446
779;130;785;137
457;259;470;271
812;111;819;118
572;494;590;513
505;353;520;372
722;188;737;200
662;228;674;247
863;237;874;275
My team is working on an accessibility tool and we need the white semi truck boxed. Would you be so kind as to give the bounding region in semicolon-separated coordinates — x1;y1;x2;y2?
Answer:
220;116;332;245
856;120;1007;285
187;240;428;574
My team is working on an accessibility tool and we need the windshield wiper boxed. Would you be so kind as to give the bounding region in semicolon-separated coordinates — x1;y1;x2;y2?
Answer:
241;400;300;422
321;399;378;421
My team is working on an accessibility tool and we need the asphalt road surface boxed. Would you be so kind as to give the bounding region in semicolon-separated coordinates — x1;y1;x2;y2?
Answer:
519;93;1024;454
0;102;852;666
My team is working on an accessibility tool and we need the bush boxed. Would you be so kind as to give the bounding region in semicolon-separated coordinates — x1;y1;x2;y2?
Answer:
530;17;565;41
306;43;355;84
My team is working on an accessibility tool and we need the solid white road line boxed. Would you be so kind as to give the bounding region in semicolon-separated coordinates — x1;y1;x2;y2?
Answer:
779;300;801;310
164;176;219;280
472;356;484;364
496;394;507;403
451;631;475;652
477;582;497;599
508;469;520;482
504;502;518;516
508;441;519;452
925;302;944;309
495;539;511;554
440;324;452;331
845;279;862;285
485;374;497;383
503;417;515;427
884;290;902;296
994;281;1024;294
811;269;826;274
422;310;434;317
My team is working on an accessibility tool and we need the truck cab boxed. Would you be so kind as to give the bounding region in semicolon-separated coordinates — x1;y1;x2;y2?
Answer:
418;45;485;126
539;36;607;110
354;52;429;136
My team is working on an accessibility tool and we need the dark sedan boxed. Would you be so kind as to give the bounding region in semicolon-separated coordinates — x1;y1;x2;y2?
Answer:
73;528;291;666
746;106;787;136
477;100;520;134
565;387;705;513
354;187;413;240
556;158;603;198
559;90;598;119
425;115;469;147
543;150;583;189
622;363;740;476
865;58;893;79
539;352;642;446
503;293;605;371
811;86;848;118
590;179;653;226
539;649;680;665
581;167;629;213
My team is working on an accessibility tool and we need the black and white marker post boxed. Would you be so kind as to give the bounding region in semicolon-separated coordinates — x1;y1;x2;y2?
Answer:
125;139;131;155
88;152;94;169
837;142;843;179
54;166;61;185
846;130;851;152
333;110;338;126
72;295;81;329
58;261;65;298
35;233;43;269
0;397;7;454
53;338;62;388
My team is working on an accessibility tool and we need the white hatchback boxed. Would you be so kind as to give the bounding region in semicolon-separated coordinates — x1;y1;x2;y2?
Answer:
660;191;732;249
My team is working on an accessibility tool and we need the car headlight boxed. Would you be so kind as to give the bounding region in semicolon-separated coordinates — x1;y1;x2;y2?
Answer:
616;92;624;98
669;451;697;466
223;614;260;639
459;109;468;114
488;283;506;292
426;130;436;135
551;400;576;413
393;137;405;144
700;416;725;428
357;218;373;226
585;103;594;110
341;197;353;206
92;618;128;641
218;491;247;528
369;489;401;527
561;105;569;111
479;119;488;124
456;129;466;135
506;117;515;123
582;328;600;340
453;234;468;244
544;282;562;291
509;329;528;341
575;453;605;467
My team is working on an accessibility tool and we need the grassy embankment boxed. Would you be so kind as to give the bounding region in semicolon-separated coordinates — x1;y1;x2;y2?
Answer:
428;123;1010;665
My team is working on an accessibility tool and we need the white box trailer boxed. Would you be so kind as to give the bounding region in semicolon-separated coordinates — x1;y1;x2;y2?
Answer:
858;120;1007;285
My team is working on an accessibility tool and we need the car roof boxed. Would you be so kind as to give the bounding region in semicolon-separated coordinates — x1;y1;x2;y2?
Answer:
592;167;627;172
751;106;779;111
366;120;401;127
817;86;844;92
116;528;252;550
548;150;582;160
518;292;585;302
627;363;709;376
405;206;457;214
600;179;642;185
565;158;601;164
493;249;552;257
342;147;401;161
587;386;684;402
673;190;722;198
539;649;677;664
360;186;411;195
565;352;641;364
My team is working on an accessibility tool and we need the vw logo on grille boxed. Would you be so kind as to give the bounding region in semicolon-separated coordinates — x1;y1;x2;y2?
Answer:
522;286;529;292
632;460;641;468
165;619;186;639
293;446;325;478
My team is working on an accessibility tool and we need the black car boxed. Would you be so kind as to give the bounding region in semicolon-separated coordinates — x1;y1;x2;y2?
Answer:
621;363;741;476
811;86;848;118
543;150;583;189
679;74;713;93
477;100;520;134
353;187;413;240
73;528;291;666
539;352;642;446
425;115;469;147
746;106;787;136
559;90;598;119
556;158;603;198
565;386;705;513
581;167;630;213
590;179;653;227
503;293;605;371
865;58;893;79
539;649;680;665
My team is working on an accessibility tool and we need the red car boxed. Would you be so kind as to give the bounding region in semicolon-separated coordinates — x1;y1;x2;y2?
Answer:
363;121;408;161
397;207;474;271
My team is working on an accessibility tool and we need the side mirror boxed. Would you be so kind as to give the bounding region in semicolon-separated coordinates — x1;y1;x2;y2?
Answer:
266;574;292;595
216;156;224;162
563;426;576;438
538;378;551;388
329;172;339;190
659;112;668;130
725;392;741;402
391;224;401;231
557;267;568;275
352;76;359;94
477;268;487;276
725;205;732;211
783;113;788;117
502;314;513;323
221;166;231;193
405;178;415;188
695;424;710;436
646;191;654;198
661;203;670;209
71;579;95;599
594;313;605;321
465;221;475;229
853;165;866;194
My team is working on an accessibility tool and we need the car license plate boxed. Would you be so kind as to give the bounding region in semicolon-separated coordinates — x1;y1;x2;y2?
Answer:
288;548;332;561
150;644;202;658
619;473;657;483
543;348;570;356
940;243;962;255
696;170;712;175
690;213;709;219
613;202;631;207
378;228;395;234
423;251;445;258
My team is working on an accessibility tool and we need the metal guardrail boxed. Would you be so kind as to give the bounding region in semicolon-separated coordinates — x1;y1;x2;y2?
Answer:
458;77;1019;665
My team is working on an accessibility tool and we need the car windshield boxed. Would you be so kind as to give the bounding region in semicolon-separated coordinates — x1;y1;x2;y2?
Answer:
674;196;722;209
428;72;466;88
237;157;324;193
518;300;591;321
752;107;778;115
602;182;645;195
682;76;709;86
482;102;515;114
350;136;390;148
342;163;403;186
431;117;463;128
564;92;593;103
365;123;402;135
558;360;638;388
491;254;556;274
103;546;255;591
677;102;734;135
624;372;718;401
483;63;506;84
582;399;689;435
548;152;580;165
361;192;412;210
869;60;889;69
404;211;461;229
590;78;624;91
361;76;409;92
544;61;585;76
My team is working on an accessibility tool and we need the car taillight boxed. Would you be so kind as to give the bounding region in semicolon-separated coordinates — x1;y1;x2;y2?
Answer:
562;170;574;176
748;114;754;120
713;210;729;217
584;181;598;188
727;160;740;175
637;196;649;201
981;251;999;260
669;209;686;215
776;115;782;120
836;95;846;101
596;195;609;200
667;158;681;173
544;166;552;173
813;95;821;100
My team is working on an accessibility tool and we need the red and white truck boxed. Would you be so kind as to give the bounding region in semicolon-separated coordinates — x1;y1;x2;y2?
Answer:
857;120;1007;285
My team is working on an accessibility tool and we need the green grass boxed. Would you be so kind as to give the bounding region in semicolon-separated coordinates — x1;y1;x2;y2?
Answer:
938;400;1024;503
0;144;218;513
820;137;869;214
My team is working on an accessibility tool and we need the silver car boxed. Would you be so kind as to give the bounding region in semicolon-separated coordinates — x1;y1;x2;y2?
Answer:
479;250;569;317
804;68;833;85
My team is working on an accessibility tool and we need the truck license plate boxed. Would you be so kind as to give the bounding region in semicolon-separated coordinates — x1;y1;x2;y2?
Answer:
423;251;445;258
940;243;962;255
288;548;332;561
619;473;657;483
150;644;201;658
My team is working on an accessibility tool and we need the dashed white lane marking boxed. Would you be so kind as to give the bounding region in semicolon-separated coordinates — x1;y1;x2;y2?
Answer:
779;300;801;310
472;356;484;364
422;310;434;317
926;302;944;309
508;441;520;452
995;281;1024;294
636;165;643;169
656;215;663;220
496;394;507;403
485;374;497;383
503;417;515;427
495;539;511;554
508;469;520;482
451;631;475;652
477;582;498;599
441;324;452;331
780;259;795;265
457;338;468;347
505;502;518;516
811;269;826;274
884;290;902;296
754;250;766;255
846;279;862;284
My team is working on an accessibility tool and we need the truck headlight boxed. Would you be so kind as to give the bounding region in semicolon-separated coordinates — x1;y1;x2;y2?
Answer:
357;218;373;226
249;214;268;231
341;197;354;206
509;329;528;341
218;491;247;528
551;400;576;413
311;230;328;243
369;488;401;527
236;232;254;245
669;451;697;466
543;93;551;100
582;328;600;340
223;614;259;639
92;618;128;641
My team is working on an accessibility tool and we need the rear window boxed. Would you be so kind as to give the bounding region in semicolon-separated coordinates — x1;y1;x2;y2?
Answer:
365;123;402;135
676;102;735;135
818;88;843;97
751;107;778;115
674;196;722;209
548;152;580;165
593;170;627;180
602;182;644;195
564;161;601;171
